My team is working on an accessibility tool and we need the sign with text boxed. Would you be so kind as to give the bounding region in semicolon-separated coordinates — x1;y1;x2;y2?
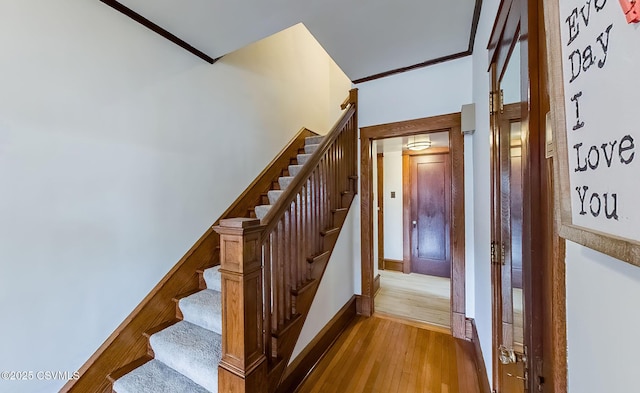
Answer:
561;0;639;240
546;0;640;265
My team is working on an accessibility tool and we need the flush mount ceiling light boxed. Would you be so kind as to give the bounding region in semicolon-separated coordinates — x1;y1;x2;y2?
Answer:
406;136;432;151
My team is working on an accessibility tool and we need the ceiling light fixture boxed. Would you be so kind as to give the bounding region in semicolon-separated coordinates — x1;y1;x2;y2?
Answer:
406;136;432;151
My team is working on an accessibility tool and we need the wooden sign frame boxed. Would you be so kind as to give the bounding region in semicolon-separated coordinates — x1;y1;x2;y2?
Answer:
544;0;640;266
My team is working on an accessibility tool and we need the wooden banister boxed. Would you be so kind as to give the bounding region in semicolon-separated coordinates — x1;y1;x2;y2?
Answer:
260;105;357;233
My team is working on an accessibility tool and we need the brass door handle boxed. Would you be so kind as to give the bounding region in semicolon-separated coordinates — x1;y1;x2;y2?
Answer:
498;345;516;364
507;373;526;381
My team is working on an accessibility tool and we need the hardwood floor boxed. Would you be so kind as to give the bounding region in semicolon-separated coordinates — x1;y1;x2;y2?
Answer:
295;315;481;393
514;287;524;351
375;270;451;329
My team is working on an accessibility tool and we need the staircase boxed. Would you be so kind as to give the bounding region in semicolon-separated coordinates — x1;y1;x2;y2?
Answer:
61;89;358;393
253;134;323;221
111;134;330;393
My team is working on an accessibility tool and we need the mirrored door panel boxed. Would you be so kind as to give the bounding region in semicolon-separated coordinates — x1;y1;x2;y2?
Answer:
499;38;523;355
493;31;527;393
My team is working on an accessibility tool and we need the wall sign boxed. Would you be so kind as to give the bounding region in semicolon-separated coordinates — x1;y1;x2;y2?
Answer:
545;0;640;266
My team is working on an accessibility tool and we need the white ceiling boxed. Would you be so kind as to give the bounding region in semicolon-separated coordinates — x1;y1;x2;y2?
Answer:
114;0;480;81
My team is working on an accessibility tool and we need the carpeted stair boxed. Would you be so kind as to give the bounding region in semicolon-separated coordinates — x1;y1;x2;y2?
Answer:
254;135;323;220
113;265;223;393
112;135;323;393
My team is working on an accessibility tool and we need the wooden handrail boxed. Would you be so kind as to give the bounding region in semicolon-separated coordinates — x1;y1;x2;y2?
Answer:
260;104;356;236
221;127;316;220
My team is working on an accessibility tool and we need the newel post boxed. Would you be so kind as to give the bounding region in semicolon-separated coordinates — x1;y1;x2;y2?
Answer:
212;218;267;393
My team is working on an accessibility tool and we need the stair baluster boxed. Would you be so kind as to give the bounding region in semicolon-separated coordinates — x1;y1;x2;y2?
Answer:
276;89;359;391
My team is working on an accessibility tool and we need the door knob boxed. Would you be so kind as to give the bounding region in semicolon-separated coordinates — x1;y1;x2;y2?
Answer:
412;220;417;228
498;345;517;364
507;373;527;381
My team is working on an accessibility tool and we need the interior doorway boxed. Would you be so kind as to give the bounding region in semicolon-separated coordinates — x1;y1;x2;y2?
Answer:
373;132;453;330
359;113;467;340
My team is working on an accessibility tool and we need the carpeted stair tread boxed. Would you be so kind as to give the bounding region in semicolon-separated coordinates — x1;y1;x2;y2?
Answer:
305;135;324;145
178;289;222;334
255;205;272;220
268;190;284;204
278;176;295;190
113;359;211;393
297;153;312;165
202;265;221;292
288;164;304;177
304;143;320;154
149;321;221;393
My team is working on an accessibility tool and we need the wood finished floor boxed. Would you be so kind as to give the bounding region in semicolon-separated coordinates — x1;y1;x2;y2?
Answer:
513;287;524;349
296;315;481;393
375;270;451;329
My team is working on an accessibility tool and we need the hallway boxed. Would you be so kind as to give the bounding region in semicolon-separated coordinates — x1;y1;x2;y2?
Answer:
295;315;481;393
375;270;451;330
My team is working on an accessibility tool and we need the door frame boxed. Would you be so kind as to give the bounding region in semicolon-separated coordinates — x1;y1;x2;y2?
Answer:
377;153;385;271
359;112;467;339
402;148;451;275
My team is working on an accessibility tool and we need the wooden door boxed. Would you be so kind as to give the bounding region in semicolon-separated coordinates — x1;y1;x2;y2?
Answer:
489;1;556;391
409;153;451;278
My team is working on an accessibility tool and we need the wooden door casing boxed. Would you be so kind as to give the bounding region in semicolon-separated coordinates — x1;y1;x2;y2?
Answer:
360;113;466;339
377;153;385;270
408;153;452;278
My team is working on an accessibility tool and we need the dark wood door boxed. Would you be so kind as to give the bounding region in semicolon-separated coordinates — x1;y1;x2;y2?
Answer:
409;153;451;277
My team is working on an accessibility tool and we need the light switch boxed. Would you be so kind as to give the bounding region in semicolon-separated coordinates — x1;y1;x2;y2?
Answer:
391;191;396;198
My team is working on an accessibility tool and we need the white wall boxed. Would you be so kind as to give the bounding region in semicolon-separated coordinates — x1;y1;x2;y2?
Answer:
470;0;501;383
382;151;404;260
291;203;358;361
358;56;473;127
566;243;640;392
0;2;350;392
